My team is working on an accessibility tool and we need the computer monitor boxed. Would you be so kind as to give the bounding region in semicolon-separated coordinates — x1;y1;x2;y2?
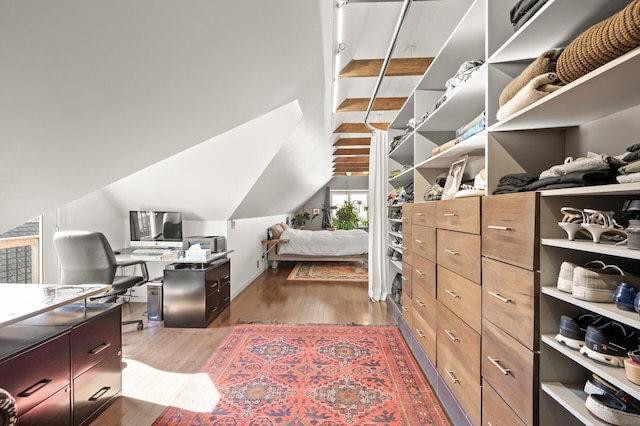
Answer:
129;210;184;248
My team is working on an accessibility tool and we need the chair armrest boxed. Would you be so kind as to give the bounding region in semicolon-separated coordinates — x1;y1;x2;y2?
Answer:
117;259;149;282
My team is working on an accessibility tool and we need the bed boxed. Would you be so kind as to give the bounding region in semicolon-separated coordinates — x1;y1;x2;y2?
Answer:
263;223;368;268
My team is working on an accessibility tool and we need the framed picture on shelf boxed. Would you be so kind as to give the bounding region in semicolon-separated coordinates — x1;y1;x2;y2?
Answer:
441;157;467;200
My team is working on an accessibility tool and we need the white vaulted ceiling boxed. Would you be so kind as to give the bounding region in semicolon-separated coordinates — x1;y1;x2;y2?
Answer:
0;0;467;231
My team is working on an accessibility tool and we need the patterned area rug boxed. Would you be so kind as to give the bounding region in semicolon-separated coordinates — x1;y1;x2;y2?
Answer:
287;261;368;282
152;323;451;425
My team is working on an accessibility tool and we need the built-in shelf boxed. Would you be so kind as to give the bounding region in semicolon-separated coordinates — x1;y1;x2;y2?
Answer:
541;382;608;426
415;130;486;170
541;238;640;261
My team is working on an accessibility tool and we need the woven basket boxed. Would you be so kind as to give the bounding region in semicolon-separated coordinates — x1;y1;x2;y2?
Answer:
557;0;640;84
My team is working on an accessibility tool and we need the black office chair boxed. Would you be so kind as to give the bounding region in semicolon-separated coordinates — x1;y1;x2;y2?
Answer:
53;230;149;330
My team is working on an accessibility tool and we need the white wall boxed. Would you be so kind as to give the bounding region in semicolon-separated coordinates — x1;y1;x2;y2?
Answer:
226;214;287;299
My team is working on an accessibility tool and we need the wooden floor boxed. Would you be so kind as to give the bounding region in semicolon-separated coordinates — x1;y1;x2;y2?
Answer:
91;262;395;425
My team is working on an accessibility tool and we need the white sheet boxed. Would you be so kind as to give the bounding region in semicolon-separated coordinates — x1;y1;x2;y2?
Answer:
278;228;368;256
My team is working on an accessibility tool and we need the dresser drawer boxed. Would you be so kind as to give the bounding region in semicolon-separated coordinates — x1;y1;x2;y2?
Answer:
401;238;412;267
436;197;480;234
436;229;481;284
401;293;412;330
412;286;437;330
412;201;436;228
402;262;413;299
412;310;436;364
482;379;527;426
73;351;122;426
0;332;71;416
437;331;481;426
72;306;121;377
438;302;480;375
401;203;413;233
412;225;436;262
483;257;539;351
437;266;481;334
482;318;538;426
412;256;436;298
17;385;71;426
482;192;539;271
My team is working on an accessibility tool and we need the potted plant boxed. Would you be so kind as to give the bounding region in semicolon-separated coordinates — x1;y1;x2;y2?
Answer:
330;201;360;230
292;208;318;229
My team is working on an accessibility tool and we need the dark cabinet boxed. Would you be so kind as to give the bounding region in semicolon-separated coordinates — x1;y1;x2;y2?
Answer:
163;258;231;328
0;303;122;426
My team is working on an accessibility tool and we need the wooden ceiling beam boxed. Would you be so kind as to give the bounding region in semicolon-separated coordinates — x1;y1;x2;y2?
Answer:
333;171;369;176
339;57;434;78
333;137;370;147
333;122;389;133
334;148;370;156
333;166;370;172
336;97;407;112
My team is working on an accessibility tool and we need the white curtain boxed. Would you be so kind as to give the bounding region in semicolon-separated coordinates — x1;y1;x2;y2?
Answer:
368;129;388;301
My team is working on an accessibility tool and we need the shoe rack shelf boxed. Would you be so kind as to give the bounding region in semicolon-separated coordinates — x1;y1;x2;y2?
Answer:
542;382;609;426
541;238;640;261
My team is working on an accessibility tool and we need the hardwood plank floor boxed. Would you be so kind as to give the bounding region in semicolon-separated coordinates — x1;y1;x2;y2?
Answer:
91;262;395;425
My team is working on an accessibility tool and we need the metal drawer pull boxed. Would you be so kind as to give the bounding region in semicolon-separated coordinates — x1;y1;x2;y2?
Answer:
487;356;511;375
401;306;409;312
415;329;426;338
415;212;425;216
89;386;111;401
445;369;460;384
402;246;408;250
89;342;112;355
443;213;457;217
445;249;459;255
416;269;425;276
488;291;512;303
445;289;459;299
415;239;424;245
488;225;511;231
444;329;460;342
401;276;408;281
416;299;426;308
18;379;53;397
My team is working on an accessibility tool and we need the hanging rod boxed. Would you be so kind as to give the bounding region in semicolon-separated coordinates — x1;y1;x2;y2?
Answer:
364;0;413;132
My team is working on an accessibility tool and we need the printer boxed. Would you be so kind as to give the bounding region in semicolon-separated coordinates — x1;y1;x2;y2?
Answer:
185;236;226;253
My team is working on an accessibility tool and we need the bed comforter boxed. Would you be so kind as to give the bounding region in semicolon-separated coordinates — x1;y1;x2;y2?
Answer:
278;228;368;256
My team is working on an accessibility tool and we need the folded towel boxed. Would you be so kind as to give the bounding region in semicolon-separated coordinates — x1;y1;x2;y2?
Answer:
617;172;640;183
499;49;563;107
432;138;459;155
620;160;640;174
496;72;565;121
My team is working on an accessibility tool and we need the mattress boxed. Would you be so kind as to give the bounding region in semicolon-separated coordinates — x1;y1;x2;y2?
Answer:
278;228;368;256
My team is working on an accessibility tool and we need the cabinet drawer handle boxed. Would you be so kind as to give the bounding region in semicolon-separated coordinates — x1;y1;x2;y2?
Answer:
89;342;111;355
487;225;510;231
443;213;457;217
445;369;460;384
444;329;460;342
416;269;425;276
402;246;408;251
401;276;408;281
18;379;53;397
89;386;111;401
488;291;512;303
401;305;409;312
415;213;425;216
445;249;459;256
415;239;424;245
224;296;230;302
221;274;230;280
416;299;426;308
487;356;511;375
210;307;218;313
415;329;426;338
445;289;459;299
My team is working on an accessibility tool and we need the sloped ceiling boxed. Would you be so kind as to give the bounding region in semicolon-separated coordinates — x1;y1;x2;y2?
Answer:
0;0;333;231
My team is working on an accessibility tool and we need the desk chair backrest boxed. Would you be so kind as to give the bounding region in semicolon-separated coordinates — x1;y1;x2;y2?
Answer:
54;231;117;285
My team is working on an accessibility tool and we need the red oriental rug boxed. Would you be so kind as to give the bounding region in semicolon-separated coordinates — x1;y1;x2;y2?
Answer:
287;261;368;282
152;323;450;425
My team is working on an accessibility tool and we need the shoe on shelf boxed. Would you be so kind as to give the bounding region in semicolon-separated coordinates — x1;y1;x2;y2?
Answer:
614;282;640;312
580;321;640;367
555;313;605;350
572;264;638;302
558;207;590;241
581;209;628;244
585;375;640;426
557;260;606;293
